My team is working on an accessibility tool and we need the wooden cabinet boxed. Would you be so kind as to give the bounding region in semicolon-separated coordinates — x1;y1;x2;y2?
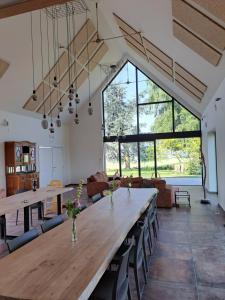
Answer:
5;141;39;196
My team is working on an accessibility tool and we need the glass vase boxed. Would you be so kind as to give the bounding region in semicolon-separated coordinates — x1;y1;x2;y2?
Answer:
71;218;77;242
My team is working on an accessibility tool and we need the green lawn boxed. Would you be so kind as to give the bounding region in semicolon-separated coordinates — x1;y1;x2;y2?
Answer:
107;167;201;178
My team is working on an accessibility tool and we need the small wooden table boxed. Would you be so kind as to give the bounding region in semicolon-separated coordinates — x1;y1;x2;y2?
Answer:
0;188;157;300
0;187;73;238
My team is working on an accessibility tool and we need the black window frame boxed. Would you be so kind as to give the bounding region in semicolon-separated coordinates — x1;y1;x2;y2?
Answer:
102;60;202;181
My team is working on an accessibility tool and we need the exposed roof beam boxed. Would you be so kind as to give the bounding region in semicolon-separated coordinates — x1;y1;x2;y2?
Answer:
0;0;71;19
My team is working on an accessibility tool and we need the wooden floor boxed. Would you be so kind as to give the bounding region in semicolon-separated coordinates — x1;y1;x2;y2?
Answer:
0;186;225;300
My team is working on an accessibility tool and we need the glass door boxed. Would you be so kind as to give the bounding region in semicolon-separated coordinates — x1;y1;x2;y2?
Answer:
120;142;139;177
139;141;156;178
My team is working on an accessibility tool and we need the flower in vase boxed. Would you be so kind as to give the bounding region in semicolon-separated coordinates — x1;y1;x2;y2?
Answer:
63;199;80;220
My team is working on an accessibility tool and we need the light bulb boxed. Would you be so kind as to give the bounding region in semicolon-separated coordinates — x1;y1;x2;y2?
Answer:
70;84;75;94
74;113;79;125
53;76;58;87
75;93;80;104
58;102;63;112
55;115;61;128
68;102;74;114
88;102;93;115
32;90;37;101
68;93;74;101
41;114;48;129
49;122;55;134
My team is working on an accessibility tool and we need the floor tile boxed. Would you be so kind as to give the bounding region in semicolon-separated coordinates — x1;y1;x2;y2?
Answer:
143;281;197;300
158;229;190;244
198;285;225;300
154;241;192;261
150;257;195;285
192;245;225;264
195;260;225;288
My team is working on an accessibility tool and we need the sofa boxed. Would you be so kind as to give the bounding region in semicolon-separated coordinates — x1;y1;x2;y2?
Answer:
87;171;120;197
120;177;173;208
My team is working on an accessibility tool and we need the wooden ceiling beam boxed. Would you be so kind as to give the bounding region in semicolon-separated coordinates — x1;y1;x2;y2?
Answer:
0;0;71;19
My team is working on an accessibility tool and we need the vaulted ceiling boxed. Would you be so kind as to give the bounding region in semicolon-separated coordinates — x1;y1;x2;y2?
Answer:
0;0;225;122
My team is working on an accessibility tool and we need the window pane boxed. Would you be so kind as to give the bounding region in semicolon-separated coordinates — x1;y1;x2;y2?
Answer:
139;103;173;133
140;142;155;178
174;101;200;132
105;142;119;176
156;138;202;181
121;143;139;177
111;62;136;85
138;70;172;104
103;63;137;136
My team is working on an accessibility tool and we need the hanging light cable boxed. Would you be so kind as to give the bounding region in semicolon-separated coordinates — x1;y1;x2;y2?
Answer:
30;12;37;101
66;4;74;114
40;10;48;130
56;11;63;113
72;6;80;106
86;9;93;116
46;9;54;134
52;9;58;88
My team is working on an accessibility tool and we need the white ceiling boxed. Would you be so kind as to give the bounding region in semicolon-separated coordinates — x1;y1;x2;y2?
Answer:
0;0;224;122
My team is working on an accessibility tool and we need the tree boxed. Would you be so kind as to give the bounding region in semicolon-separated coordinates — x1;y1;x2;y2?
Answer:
104;83;137;171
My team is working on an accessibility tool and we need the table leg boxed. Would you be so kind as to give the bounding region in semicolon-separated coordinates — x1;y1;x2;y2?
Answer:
0;215;6;241
38;203;42;220
24;206;30;232
57;194;62;215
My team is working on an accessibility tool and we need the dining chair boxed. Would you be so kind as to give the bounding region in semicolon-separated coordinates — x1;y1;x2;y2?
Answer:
7;228;39;253
148;193;159;239
40;215;64;233
90;240;133;300
112;225;147;300
91;193;102;203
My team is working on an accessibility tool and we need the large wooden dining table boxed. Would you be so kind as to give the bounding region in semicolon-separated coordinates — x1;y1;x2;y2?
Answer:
0;187;73;237
0;187;157;300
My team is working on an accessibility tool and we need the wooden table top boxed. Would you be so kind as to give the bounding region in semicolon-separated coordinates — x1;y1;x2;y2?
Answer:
0;187;157;300
0;187;73;215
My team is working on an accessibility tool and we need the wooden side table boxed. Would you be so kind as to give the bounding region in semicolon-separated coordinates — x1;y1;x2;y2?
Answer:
175;191;191;207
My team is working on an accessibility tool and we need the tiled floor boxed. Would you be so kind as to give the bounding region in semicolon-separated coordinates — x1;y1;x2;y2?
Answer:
0;186;225;300
141;187;225;300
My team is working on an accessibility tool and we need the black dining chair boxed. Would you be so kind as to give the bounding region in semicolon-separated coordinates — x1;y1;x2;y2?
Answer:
7;228;39;253
112;225;147;300
40;215;64;233
90;240;133;300
91;193;102;203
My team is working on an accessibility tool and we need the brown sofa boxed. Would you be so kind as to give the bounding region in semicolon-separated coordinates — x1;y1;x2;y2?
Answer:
120;177;173;208
87;171;120;197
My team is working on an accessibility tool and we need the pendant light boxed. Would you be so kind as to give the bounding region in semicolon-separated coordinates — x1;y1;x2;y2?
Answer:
85;9;93;116
49;122;55;134
56;114;62;127
41;114;49;129
66;5;74;115
72;10;80;105
39;10;49;129
74;113;79;124
30;12;37;101
46;9;54;134
52;14;58;88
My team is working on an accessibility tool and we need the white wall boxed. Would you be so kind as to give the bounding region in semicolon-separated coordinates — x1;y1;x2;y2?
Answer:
0;110;71;188
69;91;104;183
202;77;225;211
